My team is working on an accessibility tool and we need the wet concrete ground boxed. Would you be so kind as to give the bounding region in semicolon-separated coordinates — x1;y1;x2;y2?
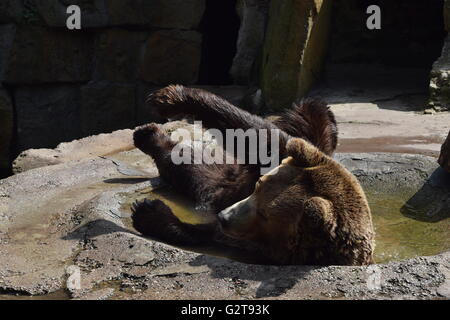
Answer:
312;69;450;157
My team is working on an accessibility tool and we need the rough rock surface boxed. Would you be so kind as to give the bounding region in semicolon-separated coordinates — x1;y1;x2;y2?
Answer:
261;0;332;110
140;30;202;85
93;29;148;82
4;26;94;84
14;85;81;151
439;131;450;172
0;125;449;300
231;0;270;85
80;82;136;136
12;129;134;174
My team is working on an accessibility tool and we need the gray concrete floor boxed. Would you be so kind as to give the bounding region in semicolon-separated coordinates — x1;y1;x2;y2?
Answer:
313;65;450;157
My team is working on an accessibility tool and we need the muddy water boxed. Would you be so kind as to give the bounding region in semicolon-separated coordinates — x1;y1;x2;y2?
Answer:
120;186;212;227
124;186;450;264
366;189;450;264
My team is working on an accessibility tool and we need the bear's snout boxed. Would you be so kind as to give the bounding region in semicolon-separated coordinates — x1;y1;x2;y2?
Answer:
217;195;258;238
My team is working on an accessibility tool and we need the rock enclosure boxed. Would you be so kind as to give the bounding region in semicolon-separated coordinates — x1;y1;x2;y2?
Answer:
0;124;449;300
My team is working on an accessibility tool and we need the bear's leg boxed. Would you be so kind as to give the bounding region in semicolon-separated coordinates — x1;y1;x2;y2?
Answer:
148;85;289;137
134;123;260;209
131;199;216;246
133;123;198;197
132;199;273;264
147;85;291;161
133;123;175;160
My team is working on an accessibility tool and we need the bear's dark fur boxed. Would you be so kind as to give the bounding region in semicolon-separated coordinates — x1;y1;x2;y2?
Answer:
131;85;374;265
133;85;337;212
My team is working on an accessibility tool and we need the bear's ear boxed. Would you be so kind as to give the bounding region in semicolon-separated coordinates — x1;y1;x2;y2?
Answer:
286;138;328;168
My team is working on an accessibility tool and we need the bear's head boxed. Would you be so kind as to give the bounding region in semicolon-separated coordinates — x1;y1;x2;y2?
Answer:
217;138;375;265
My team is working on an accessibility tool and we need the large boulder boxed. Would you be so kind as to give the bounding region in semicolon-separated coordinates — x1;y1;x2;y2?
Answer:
80;81;136;136
0;88;13;175
14;85;81;152
140;30;202;85
439;131;450;172
3;26;94;84
261;0;333;110
230;0;270;85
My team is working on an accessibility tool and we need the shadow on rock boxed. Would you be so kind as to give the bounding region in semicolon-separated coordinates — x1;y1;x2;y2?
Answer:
103;177;155;185
62;219;140;241
401;168;450;222
188;254;317;298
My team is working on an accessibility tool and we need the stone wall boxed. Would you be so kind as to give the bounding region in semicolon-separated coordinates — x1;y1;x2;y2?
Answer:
0;0;208;175
0;0;279;176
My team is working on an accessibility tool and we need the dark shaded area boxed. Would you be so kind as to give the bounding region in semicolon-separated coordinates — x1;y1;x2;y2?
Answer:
401;167;450;222
62;219;139;241
328;0;446;68
188;255;316;298
198;0;240;85
318;0;447;98
0;168;11;180
103;177;153;185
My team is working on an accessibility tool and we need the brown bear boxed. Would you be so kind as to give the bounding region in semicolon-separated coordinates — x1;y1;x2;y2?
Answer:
132;85;374;266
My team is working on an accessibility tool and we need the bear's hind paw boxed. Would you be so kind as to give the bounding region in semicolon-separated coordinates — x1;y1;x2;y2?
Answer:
131;199;181;238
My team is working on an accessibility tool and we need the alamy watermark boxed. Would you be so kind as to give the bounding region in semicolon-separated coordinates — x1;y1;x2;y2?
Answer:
367;5;381;30
66;265;81;291
66;4;381;31
366;265;382;290
170;122;280;175
66;5;81;30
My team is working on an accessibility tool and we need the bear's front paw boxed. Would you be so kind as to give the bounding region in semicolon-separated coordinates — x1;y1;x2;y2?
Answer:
133;123;161;150
131;199;181;238
146;85;186;118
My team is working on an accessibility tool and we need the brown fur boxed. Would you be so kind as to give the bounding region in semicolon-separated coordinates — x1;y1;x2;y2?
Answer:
218;138;375;265
131;85;374;265
274;98;338;155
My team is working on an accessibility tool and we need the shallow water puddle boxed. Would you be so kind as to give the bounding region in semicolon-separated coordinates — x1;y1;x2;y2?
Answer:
366;189;450;264
121;185;212;227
